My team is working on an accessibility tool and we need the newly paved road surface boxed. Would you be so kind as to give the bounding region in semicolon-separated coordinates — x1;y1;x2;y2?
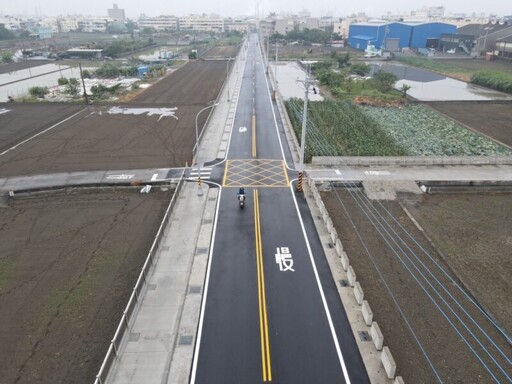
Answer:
191;34;369;383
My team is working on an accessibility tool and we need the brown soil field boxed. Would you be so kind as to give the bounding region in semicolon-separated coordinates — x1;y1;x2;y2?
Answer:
0;104;83;153
0;61;51;75
0;188;171;384
0;61;228;176
426;101;512;148
202;45;238;58
133;60;228;105
322;189;512;383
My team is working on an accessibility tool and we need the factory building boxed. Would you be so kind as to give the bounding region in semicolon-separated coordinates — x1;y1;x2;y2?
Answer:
348;21;456;51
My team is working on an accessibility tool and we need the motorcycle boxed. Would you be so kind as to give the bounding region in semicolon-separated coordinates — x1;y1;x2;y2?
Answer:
238;194;246;209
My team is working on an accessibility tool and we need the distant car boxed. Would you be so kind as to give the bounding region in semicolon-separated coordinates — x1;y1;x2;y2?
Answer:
447;48;456;54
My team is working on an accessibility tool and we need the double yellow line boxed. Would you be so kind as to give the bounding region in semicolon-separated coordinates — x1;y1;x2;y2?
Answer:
252;109;257;158
254;190;272;381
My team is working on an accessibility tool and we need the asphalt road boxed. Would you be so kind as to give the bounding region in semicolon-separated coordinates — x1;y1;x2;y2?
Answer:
192;34;369;383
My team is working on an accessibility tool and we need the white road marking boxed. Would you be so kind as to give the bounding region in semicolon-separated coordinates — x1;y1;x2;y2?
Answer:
106;174;134;180
107;106;179;121
289;183;352;382
239;126;247;133
0;108;86;157
151;173;159;181
335;170;342;175
364;170;391;175
0;108;11;115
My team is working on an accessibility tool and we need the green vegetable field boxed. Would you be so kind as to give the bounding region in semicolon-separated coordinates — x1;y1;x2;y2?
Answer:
285;98;512;158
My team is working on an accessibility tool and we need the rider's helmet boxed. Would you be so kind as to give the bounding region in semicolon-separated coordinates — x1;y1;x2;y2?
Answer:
239;186;245;195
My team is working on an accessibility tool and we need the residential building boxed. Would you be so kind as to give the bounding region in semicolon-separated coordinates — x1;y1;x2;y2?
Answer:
78;18;108;33
180;15;224;33
108;4;125;22
138;15;178;31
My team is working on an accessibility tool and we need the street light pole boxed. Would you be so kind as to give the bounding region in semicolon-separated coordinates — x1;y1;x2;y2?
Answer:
297;63;316;192
195;103;219;196
275;38;278;84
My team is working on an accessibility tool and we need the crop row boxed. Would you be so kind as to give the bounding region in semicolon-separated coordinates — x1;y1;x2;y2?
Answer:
361;104;511;156
285;99;511;158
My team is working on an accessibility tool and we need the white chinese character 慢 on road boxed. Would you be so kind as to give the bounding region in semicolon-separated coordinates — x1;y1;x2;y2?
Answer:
275;247;294;272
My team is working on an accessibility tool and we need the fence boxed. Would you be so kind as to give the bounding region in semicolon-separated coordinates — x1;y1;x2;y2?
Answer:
94;171;185;384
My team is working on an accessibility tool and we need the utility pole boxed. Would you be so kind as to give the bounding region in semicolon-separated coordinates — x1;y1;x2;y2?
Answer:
79;63;89;105
296;63;316;192
266;34;270;74
275;39;278;84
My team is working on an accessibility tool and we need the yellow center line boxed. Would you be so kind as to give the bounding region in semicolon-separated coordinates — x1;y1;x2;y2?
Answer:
254;190;272;381
252;112;257;158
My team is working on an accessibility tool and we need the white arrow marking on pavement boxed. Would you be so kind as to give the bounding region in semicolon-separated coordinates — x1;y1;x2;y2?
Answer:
151;173;159;181
239;126;247;133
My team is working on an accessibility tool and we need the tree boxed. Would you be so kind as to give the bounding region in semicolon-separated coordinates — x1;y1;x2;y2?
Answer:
0;24;16;40
66;78;80;96
400;83;411;98
1;52;14;63
29;86;49;98
337;52;350;68
372;71;398;93
349;63;371;76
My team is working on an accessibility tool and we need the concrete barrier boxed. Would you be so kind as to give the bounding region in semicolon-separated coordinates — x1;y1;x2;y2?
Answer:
394;376;405;384
329;226;338;244
354;282;364;305
362;300;373;326
347;266;356;287
335;239;343;257
340;251;349;271
326;217;334;233
381;346;397;379
371;322;384;351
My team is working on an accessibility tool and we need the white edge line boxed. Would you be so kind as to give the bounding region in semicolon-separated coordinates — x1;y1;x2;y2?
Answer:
0;107;87;156
190;181;223;383
259;39;294;171
288;179;352;383
213;43;247;168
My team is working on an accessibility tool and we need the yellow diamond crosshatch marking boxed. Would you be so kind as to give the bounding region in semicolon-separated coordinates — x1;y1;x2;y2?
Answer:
223;159;290;188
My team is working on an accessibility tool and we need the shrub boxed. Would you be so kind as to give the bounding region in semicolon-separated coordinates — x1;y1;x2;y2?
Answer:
58;77;69;85
471;71;512;94
29;86;49;98
349;63;371;77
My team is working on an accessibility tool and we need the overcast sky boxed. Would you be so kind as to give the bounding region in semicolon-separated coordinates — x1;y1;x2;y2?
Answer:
0;0;508;18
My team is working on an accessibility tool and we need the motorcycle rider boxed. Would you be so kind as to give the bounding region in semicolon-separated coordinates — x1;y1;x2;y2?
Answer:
237;187;246;202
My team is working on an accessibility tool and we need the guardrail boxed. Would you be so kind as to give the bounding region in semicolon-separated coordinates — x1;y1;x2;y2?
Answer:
94;171;185;384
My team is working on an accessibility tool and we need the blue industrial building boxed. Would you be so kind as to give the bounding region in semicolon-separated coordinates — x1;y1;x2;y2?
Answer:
348;22;456;51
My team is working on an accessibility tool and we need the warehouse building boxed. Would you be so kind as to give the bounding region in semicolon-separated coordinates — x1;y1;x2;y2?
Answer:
348;21;456;51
